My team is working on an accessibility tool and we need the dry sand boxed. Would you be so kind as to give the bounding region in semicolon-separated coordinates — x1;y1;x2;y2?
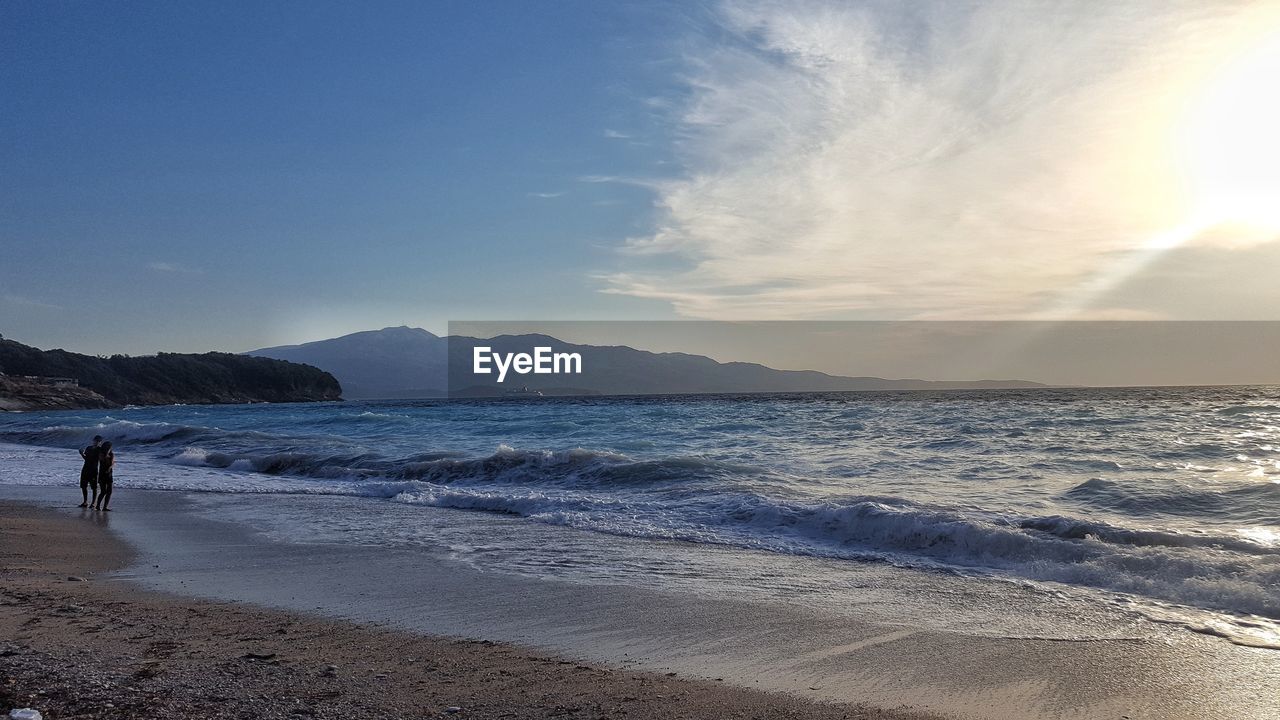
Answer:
0;500;932;720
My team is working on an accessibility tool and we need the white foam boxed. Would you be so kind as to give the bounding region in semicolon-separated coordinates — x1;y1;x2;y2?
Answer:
171;447;212;466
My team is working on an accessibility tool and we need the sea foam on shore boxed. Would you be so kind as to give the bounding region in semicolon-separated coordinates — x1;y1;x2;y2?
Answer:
2;386;1279;650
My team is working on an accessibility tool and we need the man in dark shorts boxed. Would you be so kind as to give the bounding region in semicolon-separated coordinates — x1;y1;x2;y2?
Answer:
77;435;102;508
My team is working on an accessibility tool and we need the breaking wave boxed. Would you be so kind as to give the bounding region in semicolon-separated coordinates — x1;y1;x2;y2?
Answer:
4;384;1280;647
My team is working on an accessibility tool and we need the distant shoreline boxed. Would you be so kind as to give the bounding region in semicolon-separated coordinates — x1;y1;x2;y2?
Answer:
1;335;342;410
12;382;1280;412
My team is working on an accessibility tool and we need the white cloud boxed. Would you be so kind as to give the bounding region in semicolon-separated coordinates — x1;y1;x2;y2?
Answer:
603;0;1280;319
147;261;200;274
527;191;567;199
3;294;63;311
578;174;663;189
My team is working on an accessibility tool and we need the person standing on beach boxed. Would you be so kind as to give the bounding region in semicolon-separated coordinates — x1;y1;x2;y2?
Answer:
77;435;102;508
93;441;115;511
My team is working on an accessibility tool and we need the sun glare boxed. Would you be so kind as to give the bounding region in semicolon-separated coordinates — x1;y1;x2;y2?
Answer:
1179;29;1280;232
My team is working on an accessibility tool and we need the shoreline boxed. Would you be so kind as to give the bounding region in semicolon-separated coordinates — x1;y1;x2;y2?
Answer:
0;496;929;720
0;485;1276;719
0;479;1274;712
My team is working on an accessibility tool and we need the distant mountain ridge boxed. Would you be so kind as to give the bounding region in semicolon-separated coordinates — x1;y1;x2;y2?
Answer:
249;326;1048;399
0;336;342;409
250;326;447;399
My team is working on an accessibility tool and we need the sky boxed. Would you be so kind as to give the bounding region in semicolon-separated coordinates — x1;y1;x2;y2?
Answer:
4;0;1280;356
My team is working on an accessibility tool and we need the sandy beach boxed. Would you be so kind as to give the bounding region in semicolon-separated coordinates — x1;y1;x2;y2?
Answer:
0;497;930;720
2;480;1278;720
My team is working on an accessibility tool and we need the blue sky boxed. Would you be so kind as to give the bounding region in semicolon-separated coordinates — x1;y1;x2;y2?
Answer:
2;1;691;353
4;1;1280;354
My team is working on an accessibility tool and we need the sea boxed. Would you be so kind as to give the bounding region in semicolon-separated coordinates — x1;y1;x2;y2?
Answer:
2;385;1278;649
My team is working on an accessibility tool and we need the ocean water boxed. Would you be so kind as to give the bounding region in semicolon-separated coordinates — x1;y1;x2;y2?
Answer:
2;386;1279;648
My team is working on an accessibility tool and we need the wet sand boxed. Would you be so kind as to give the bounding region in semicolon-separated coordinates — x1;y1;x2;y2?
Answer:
3;485;1278;720
0;497;926;720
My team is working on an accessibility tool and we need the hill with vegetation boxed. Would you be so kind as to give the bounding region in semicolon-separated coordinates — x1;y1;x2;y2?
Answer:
0;336;342;409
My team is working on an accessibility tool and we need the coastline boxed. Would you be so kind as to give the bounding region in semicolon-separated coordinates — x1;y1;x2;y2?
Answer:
0;496;927;720
2;484;1277;719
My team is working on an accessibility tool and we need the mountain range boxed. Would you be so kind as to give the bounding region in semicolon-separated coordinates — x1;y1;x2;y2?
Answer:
249;326;1048;399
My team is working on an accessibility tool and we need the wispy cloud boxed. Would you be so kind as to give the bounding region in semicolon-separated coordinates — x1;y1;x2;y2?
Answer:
148;261;201;274
602;0;1279;319
603;129;632;139
3;294;63;311
578;174;663;189
527;191;567;199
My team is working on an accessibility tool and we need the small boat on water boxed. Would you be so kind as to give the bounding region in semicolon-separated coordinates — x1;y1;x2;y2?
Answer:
505;386;544;397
